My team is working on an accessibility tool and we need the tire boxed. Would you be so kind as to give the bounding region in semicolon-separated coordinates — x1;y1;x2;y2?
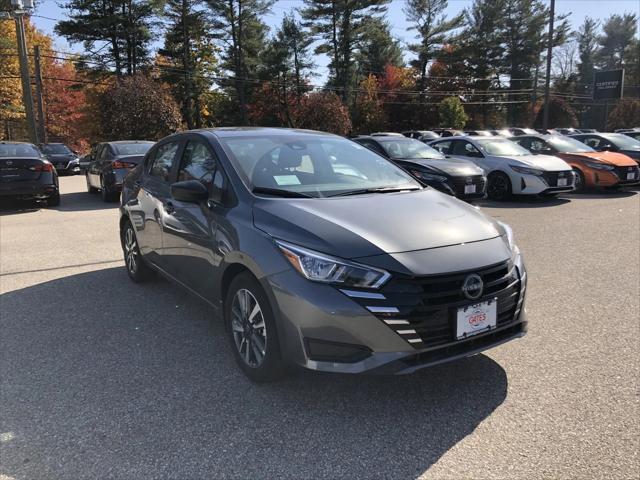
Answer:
86;174;98;193
100;176;118;202
487;172;513;201
47;190;60;207
573;168;586;193
224;273;286;382
122;220;153;282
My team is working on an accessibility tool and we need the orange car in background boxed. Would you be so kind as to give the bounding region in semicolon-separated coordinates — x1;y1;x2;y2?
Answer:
512;134;640;192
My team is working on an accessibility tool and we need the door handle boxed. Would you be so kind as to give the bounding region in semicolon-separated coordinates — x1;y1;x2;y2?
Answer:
164;201;175;214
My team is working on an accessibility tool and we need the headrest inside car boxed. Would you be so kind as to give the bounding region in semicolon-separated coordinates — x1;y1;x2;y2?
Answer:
278;146;302;169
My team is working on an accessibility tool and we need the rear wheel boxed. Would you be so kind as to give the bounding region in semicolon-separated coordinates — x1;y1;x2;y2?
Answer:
573;168;586;193
100;176;118;202
86;173;98;193
47;190;60;207
225;273;286;382
122;221;152;282
487;172;512;201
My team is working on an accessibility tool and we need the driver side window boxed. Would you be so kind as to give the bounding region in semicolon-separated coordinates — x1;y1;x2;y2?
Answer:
178;141;217;187
432;141;451;154
452;140;481;157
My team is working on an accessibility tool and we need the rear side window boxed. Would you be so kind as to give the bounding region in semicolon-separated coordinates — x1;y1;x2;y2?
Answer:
149;142;179;182
178;141;217;185
432;141;452;154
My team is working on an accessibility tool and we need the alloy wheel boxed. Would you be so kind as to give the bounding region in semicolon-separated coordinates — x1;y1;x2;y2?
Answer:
231;288;267;368
124;226;139;275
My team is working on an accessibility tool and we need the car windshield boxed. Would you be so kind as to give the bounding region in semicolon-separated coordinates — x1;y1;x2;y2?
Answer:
218;135;421;198
0;143;40;157
114;143;153;155
41;144;71;154
377;138;445;160
546;136;594;153
476;139;531;156
600;133;640;149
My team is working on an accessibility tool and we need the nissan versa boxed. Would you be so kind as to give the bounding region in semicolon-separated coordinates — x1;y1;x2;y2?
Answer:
119;128;527;382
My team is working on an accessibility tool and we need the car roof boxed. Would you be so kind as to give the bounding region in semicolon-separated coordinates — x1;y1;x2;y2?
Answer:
196;127;337;139
0;141;37;146
106;140;155;145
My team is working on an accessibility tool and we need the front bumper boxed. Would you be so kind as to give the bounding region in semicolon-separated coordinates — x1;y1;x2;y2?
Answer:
515;171;575;195
266;250;527;374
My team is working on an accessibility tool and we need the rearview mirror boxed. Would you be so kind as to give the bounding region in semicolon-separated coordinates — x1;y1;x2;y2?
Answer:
171;180;208;203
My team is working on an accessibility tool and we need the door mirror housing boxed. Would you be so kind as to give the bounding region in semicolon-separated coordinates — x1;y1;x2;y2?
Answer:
171;180;208;203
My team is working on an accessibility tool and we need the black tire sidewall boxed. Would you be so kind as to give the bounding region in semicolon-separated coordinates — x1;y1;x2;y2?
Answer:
122;221;151;282
488;172;512;201
224;273;285;382
573;168;586;193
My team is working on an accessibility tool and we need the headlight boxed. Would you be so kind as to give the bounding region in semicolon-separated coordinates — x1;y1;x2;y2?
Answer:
584;160;614;171
276;240;390;289
409;170;448;183
510;165;544;176
497;220;517;252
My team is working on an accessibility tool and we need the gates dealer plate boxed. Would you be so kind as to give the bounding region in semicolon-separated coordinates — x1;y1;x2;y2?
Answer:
456;298;497;339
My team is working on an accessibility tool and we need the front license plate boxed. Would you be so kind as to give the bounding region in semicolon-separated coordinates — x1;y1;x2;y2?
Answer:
627;172;636;180
464;184;476;194
557;178;568;186
456;299;497;339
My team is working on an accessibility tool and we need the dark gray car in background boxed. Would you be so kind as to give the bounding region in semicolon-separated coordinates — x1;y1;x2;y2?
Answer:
86;140;154;202
119;128;527;382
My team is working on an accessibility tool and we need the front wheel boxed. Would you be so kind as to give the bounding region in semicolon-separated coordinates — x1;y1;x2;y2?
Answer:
225;273;286;382
122;221;152;282
573;168;586;193
487;172;513;201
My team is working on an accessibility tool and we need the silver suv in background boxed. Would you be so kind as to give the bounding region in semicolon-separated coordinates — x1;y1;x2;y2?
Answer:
120;128;527;381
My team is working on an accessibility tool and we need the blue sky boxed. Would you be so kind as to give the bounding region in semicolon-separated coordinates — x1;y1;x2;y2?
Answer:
31;0;640;77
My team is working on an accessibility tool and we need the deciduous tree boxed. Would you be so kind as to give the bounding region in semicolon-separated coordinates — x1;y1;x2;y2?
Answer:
606;98;640;131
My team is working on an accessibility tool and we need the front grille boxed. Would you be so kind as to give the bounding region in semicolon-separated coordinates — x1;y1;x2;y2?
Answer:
614;165;639;183
450;175;485;196
541;170;573;187
348;260;522;349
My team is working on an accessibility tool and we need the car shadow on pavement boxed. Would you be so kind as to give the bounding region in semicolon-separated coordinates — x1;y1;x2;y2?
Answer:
476;195;571;209
54;192;119;212
0;199;42;216
0;267;508;480
565;189;638;199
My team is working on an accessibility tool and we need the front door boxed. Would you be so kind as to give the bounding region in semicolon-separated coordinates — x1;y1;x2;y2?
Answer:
162;139;222;300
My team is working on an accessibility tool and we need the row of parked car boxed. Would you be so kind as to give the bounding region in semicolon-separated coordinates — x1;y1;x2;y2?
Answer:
1;127;639;207
1;126;638;381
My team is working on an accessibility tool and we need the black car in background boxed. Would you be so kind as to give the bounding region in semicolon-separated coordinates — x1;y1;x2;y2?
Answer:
353;135;486;200
571;133;640;164
40;143;80;175
0;141;60;206
86;140;154;202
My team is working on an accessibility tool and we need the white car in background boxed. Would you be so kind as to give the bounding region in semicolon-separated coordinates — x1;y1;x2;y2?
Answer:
429;136;575;200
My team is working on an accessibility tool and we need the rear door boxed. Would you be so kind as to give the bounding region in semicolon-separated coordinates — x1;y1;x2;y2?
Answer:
134;141;181;267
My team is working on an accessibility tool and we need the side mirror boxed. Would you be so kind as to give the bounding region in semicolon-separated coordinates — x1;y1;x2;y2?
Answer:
171;180;208;203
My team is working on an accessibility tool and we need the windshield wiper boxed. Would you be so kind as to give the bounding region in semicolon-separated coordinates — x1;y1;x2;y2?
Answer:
329;186;420;197
252;186;314;198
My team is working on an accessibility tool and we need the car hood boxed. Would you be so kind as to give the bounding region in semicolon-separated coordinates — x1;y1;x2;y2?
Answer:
503;154;571;171
560;151;638;166
403;157;484;176
253;188;506;260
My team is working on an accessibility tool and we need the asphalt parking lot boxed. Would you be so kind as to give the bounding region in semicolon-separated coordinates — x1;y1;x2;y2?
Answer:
1;175;638;480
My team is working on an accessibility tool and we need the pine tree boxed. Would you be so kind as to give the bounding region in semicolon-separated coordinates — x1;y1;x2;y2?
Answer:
576;17;599;95
355;17;403;78
596;13;638;70
56;0;154;76
404;0;463;93
206;0;274;124
301;0;390;104
159;0;218;129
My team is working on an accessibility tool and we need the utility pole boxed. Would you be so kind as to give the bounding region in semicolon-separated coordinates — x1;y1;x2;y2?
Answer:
542;0;555;130
34;45;46;143
9;0;38;143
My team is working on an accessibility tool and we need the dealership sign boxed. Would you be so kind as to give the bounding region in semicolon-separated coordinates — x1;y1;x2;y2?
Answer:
593;69;624;100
